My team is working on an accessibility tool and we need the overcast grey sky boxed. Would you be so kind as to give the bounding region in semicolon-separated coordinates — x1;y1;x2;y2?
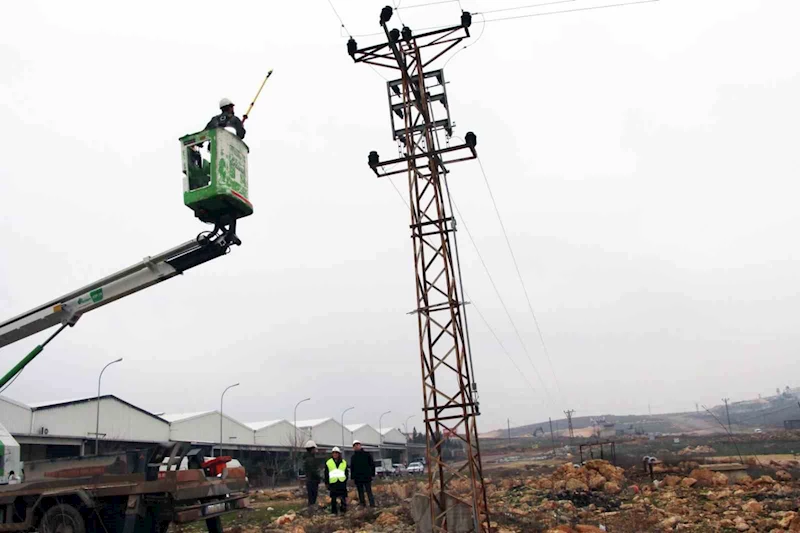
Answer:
1;0;798;434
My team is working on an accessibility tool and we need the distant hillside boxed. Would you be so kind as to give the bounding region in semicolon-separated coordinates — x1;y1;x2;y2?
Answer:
484;389;800;439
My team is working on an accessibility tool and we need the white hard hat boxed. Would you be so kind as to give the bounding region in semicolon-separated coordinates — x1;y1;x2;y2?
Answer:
352;440;361;446
332;446;342;453
304;440;317;449
219;97;234;109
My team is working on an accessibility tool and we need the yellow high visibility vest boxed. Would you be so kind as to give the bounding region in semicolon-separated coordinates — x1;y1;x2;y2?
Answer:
326;458;347;483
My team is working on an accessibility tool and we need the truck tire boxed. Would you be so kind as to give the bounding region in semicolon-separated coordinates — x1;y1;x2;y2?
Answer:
39;504;86;533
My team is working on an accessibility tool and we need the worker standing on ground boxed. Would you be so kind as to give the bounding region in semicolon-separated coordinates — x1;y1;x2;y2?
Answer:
349;440;376;508
325;447;348;515
205;98;246;140
302;441;323;511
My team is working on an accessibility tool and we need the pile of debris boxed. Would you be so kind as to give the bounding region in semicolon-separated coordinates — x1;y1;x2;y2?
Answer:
533;460;626;495
677;445;717;455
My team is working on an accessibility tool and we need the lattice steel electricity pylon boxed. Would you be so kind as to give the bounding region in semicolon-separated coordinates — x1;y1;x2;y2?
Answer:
347;7;490;532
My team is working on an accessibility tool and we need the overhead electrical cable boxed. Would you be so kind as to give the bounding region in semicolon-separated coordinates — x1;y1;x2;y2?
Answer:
475;156;564;397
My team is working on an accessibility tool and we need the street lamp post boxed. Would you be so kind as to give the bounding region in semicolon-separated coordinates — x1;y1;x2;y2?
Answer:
341;406;355;447
294;397;311;448
95;358;122;455
404;415;415;464
379;410;391;461
293;397;311;476
219;383;240;457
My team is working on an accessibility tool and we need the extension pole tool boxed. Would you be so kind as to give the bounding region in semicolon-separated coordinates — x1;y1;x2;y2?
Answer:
242;69;273;122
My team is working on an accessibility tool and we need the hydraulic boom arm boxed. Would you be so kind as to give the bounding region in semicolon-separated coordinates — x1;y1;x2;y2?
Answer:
0;226;240;388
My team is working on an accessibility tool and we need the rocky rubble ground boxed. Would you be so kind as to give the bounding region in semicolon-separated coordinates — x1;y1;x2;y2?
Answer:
215;459;800;532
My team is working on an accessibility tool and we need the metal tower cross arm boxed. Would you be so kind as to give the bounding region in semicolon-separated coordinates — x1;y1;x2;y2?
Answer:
348;8;491;532
0;226;241;388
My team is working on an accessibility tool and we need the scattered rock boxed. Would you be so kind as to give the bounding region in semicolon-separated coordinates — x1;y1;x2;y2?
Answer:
755;475;777;485
566;478;590;492
776;470;792;482
589;475;607;490
680;478;697;488
707;490;732;501
658;516;680;530
575;525;606;532
664;475;681;487
734;516;750;531
678;445;716;455
375;512;400;527
603;482;621;495
273;511;296;526
743;499;764;514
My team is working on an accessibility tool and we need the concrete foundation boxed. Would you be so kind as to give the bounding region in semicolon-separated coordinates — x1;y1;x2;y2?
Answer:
411;493;475;533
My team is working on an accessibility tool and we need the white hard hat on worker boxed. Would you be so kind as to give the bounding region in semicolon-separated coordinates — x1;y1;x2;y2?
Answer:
219;97;234;109
304;440;317;449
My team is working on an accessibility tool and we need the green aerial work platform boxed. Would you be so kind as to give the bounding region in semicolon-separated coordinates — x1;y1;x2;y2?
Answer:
180;128;253;225
0;127;255;389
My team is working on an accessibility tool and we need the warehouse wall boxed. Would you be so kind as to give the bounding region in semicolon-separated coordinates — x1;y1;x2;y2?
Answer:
170;412;255;445
350;425;381;446
0;396;32;434
254;421;296;447
31;398;169;442
306;419;350;447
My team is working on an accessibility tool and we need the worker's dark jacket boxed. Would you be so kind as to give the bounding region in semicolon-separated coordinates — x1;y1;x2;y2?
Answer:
349;449;375;483
205;112;246;139
303;452;322;484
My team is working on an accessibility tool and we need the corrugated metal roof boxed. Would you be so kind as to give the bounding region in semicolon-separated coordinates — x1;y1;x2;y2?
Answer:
27;395;167;422
162;411;214;422
27;397;93;408
0;395;31;410
346;423;368;431
245;419;285;430
295;418;332;428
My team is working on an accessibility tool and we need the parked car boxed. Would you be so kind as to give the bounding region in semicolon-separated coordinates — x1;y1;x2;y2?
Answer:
407;461;425;474
393;463;407;476
375;464;396;477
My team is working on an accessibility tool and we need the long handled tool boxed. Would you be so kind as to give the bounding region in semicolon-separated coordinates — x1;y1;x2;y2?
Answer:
242;69;273;123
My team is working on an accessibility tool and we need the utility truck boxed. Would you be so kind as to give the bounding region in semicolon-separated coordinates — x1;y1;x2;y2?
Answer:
0;127;258;532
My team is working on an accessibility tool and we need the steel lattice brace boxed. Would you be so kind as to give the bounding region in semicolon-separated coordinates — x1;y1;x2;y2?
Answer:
349;9;491;532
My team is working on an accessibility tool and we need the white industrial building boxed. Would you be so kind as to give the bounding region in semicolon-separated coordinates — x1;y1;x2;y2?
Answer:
346;423;381;446
163;411;253;446
0;395;424;480
1;395;170;459
380;427;407;445
0;396;31;435
295;418;350;447
247;419;297;447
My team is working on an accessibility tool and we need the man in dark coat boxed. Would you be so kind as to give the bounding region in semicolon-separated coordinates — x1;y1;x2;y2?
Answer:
349;440;376;507
302;441;323;509
205;98;246;140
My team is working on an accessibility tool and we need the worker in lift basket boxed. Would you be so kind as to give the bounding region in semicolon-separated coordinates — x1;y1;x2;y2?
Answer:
205;98;246;140
302;440;323;510
325;447;349;515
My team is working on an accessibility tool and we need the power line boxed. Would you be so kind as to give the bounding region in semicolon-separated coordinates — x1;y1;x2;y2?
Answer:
474;0;577;16
397;0;460;10
381;169;551;404
468;293;541;395
326;0;350;34
475;156;564;397
442;13;486;70
325;0;389;82
349;0;658;37
449;195;554;404
481;0;660;23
